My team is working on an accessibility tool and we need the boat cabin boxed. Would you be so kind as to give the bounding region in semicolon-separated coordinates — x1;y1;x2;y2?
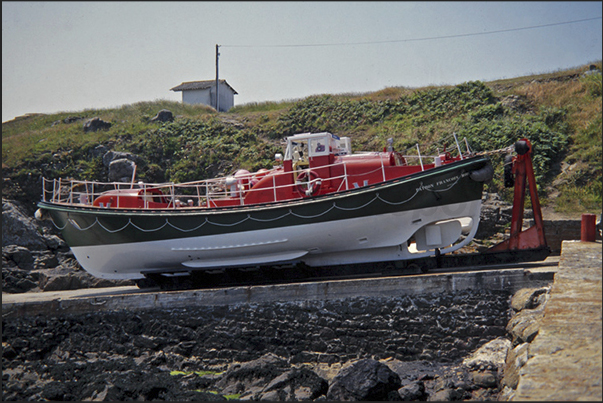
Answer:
283;132;352;171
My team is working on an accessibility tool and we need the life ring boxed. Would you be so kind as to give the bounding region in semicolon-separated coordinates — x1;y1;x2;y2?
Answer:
296;170;322;197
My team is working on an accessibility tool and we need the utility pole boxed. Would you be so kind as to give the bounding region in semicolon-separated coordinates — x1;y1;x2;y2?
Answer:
215;44;220;112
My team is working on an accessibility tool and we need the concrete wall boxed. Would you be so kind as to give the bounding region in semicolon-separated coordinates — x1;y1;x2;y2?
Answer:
542;220;601;252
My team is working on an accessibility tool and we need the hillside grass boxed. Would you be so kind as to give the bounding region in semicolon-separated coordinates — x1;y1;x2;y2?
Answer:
2;63;601;215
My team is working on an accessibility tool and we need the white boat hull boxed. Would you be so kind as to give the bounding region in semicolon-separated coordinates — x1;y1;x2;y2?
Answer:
71;200;481;280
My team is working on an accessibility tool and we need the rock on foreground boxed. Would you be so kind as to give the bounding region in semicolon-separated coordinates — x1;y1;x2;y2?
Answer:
3;291;511;401
3;198;132;293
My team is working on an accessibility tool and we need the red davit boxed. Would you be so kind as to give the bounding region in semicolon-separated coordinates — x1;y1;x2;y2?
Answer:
488;139;548;253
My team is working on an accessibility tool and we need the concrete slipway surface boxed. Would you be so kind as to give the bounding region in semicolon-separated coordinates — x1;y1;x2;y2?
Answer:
513;240;602;401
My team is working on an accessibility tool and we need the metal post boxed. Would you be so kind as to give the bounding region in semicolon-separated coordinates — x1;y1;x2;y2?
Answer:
581;214;597;242
416;144;424;171
453;132;464;160
215;44;220;112
464;137;472;155
344;161;349;190
273;175;277;202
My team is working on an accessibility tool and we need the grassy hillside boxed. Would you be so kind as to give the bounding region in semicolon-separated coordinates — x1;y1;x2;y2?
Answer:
3;63;601;216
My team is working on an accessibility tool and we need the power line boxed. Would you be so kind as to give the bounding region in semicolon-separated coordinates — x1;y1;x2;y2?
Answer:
222;16;602;48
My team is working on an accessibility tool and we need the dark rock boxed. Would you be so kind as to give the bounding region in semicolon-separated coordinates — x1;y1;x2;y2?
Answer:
33;252;59;269
471;371;498;388
108;158;136;182
83;117;111;132
475;193;513;239
102;150;141;167
2;292;514;400
398;381;425;401
3;245;34;270
150;109;174;123
430;387;465;401
63;116;83;124
257;367;328;401
2;199;48;250
38;272;82;291
15;277;38;291
215;353;289;397
89;144;110;158
41;381;72;401
43;235;67;251
36;267;133;291
2;267;40;293
327;358;402;401
2;345;18;360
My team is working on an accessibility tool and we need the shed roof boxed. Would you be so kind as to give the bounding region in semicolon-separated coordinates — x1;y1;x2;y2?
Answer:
170;79;238;94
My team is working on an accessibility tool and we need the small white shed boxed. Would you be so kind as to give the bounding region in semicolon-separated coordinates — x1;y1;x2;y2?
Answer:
170;79;238;112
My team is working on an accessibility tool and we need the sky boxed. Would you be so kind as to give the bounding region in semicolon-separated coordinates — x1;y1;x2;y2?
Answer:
2;1;602;123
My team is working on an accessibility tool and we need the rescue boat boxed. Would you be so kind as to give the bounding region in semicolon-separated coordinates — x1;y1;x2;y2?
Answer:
36;132;493;281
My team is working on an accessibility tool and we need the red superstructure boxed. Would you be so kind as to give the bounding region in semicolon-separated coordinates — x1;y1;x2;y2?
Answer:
208;132;463;207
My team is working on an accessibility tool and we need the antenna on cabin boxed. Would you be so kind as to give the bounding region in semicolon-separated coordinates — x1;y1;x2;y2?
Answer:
215;44;220;112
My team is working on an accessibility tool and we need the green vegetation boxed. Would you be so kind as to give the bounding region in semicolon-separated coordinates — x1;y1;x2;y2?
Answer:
2;62;601;215
203;391;241;401
168;372;239;400
169;370;224;376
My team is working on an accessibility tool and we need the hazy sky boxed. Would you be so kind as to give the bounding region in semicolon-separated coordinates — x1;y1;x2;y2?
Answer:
2;1;602;122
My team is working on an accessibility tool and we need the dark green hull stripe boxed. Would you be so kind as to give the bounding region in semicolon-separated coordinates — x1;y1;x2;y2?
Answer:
39;157;489;248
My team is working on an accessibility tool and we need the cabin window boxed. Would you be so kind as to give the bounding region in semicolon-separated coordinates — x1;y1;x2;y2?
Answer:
141;191;165;204
309;137;329;157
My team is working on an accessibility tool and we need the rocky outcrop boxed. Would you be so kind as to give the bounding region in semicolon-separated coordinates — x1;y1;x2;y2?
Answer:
83;117;111;132
3;291;513;401
475;193;513;239
2;198;132;293
102;150;141;168
499;287;551;400
462;337;512;399
326;358;401;401
214;353;329;400
150;109;174;123
51;116;84;127
258;366;328;401
3;199;50;250
505;287;550;346
108;158;136;182
100;150;142;182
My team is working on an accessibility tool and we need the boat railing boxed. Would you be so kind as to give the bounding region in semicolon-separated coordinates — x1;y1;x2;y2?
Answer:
41;147;469;209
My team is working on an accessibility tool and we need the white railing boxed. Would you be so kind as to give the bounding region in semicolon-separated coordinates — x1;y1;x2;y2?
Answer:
42;139;474;210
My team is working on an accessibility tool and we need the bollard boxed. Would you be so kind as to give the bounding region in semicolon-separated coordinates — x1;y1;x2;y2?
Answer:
581;214;596;242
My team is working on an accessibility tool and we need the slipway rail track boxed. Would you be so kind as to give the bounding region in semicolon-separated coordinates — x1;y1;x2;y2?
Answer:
139;246;552;290
2;254;558;318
